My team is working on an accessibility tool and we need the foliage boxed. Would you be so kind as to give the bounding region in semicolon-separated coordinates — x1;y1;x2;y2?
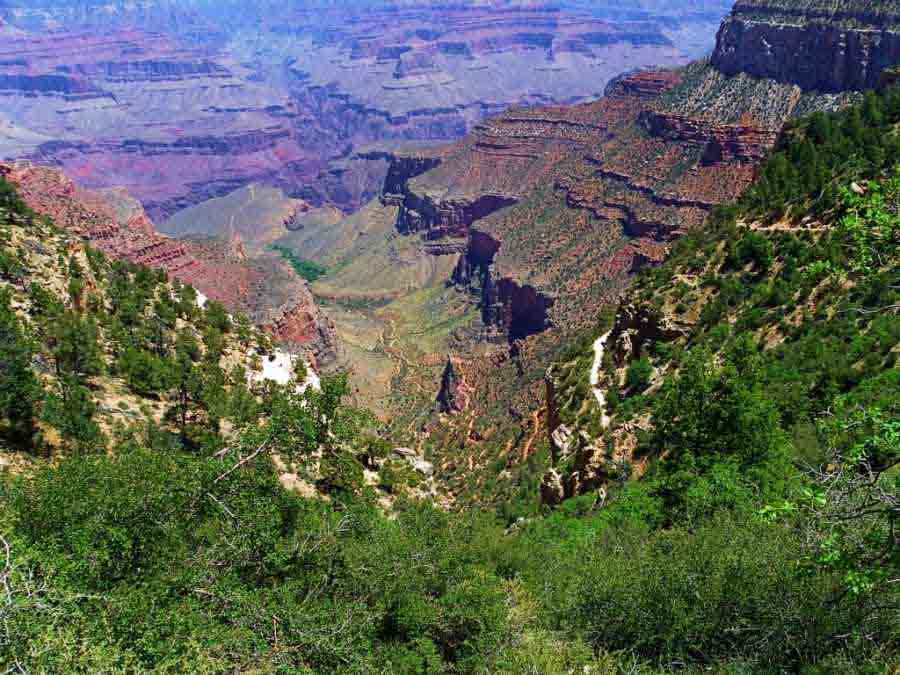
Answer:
0;75;898;675
624;357;653;393
50;310;103;381
0;291;40;447
41;377;105;455
649;336;792;518
744;88;900;219
270;244;329;282
836;166;900;276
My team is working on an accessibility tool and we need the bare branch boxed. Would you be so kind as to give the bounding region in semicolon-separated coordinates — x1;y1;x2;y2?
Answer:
213;441;269;484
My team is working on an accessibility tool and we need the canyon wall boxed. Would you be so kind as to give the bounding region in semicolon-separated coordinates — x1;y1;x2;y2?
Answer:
535;0;900;505
711;1;900;92
0;1;729;223
1;161;338;364
380;61;805;347
398;3;873;500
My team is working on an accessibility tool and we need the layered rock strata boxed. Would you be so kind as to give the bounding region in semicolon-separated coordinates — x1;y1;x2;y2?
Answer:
711;1;900;92
0;0;730;221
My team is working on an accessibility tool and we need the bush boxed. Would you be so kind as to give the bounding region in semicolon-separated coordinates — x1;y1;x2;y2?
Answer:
625;357;653;394
570;514;870;668
12;448;205;589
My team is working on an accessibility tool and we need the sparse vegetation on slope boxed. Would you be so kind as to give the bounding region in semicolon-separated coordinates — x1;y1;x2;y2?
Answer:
539;86;899;670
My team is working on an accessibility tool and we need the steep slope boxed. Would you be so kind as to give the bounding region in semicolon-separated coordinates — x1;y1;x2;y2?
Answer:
0;176;297;465
0;161;338;365
545;85;899;504
387;64;852;345
310;0;895;507
712;0;900;91
0;171;435;507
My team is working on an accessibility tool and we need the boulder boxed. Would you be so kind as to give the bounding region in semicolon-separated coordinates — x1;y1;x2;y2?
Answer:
539;468;565;506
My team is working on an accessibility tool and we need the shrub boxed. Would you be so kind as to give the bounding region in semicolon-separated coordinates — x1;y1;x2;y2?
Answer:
625;358;653;394
570;514;868;668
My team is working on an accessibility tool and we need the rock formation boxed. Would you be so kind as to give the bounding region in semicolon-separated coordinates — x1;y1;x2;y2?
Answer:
401;0;877;503
711;1;900;92
0;0;730;222
437;356;474;414
378;60;822;347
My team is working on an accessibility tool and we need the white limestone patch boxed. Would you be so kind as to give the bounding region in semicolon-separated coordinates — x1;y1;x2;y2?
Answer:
249;348;320;393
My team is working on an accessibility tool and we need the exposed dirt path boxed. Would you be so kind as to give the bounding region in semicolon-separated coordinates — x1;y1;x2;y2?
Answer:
519;407;544;462
381;315;427;396
590;331;612;429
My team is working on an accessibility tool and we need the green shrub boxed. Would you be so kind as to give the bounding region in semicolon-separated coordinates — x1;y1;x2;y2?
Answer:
625;358;653;394
570;514;871;668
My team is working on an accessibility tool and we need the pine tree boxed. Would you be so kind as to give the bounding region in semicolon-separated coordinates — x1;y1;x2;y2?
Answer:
42;375;104;455
0;290;41;448
51;310;103;381
169;329;202;446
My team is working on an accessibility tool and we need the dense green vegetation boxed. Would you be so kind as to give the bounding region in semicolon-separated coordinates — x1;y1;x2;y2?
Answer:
745;89;900;218
1;87;898;671
271;244;329;282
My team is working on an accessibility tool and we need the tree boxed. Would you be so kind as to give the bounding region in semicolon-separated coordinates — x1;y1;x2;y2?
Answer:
168;329;203;447
118;347;169;398
42;376;104;455
204;301;231;334
624;357;653;394
175;281;198;319
227;365;258;427
51;310;103;381
651;335;791;516
0;290;41;448
797;404;898;600
235;372;371;495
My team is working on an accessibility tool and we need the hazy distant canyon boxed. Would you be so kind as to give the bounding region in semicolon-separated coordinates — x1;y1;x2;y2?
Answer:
0;0;729;221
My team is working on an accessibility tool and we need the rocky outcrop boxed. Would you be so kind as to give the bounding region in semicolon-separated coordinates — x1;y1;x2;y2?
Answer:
64;59;231;83
608;302;687;367
639;110;778;164
483;277;555;343
376;153;443;199
391;447;435;478
451;230;501;286
397;192;518;239
394;51;439;80
605;69;683;99
711;1;900;92
540;468;566;506
450;228;554;344
0;74;112;100
262;302;339;369
437;356;474;414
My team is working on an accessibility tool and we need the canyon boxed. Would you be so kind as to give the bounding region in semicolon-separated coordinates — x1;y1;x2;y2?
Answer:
304;0;886;503
0;160;338;366
1;0;897;502
0;0;732;382
0;1;728;220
